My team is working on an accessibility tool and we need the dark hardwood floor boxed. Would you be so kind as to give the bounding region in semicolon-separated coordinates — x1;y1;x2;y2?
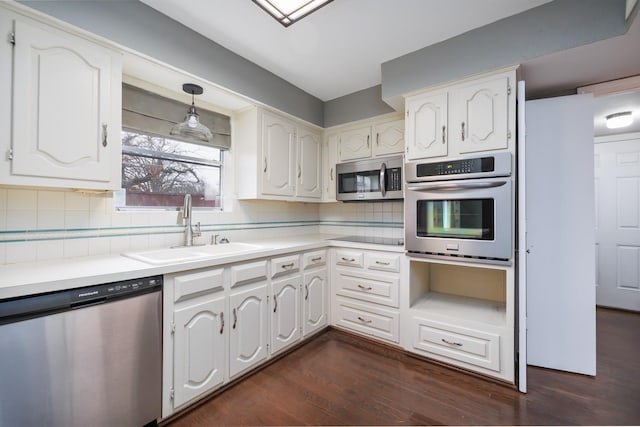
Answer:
165;308;640;426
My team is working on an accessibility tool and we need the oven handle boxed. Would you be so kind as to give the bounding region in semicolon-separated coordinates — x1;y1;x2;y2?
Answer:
407;180;508;192
380;162;387;197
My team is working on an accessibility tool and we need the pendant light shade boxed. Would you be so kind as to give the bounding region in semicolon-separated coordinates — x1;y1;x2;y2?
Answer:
170;83;213;143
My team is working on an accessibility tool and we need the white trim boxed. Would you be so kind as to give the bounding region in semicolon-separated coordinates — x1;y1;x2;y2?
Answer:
595;131;640;143
578;75;640;98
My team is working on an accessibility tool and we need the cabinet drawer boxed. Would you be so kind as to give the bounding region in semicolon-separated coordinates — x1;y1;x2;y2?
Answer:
365;252;400;273
411;317;500;372
302;250;327;269
230;260;268;288
334;297;399;343
173;268;225;303
335;269;399;308
271;254;300;278
334;249;364;268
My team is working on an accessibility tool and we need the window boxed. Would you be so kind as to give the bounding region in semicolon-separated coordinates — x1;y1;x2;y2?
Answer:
117;130;222;209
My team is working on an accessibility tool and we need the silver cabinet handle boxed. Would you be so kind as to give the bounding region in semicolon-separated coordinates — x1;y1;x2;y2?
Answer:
281;262;295;269
366;134;370;148
341;257;355;262
232;308;237;329
220;312;224;335
311;256;322;262
442;338;462;347
298;165;301;178
375;261;390;266
263;157;268;173
273;295;278;313
357;316;372;324
357;284;372;291
376;133;380;146
461;122;465;141
330;167;334;181
305;284;309;300
102;123;108;147
442;125;446;144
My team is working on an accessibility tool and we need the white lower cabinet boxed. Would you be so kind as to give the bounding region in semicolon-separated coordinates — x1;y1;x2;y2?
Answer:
302;268;328;337
270;274;302;355
331;248;402;345
229;282;269;379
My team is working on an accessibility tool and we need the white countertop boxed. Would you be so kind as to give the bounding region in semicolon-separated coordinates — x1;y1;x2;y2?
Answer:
0;233;405;299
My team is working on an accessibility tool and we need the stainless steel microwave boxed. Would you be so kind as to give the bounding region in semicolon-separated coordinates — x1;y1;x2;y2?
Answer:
336;155;403;201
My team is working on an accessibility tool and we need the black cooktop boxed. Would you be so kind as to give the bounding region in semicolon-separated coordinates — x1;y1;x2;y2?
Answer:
330;236;405;246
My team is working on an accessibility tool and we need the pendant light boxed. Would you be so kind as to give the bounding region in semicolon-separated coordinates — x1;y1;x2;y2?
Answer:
170;83;213;143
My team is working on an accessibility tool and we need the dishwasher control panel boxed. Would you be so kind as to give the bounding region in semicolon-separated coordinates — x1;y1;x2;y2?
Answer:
72;276;162;304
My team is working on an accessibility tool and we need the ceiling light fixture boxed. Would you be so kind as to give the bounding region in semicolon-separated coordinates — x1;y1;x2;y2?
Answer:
170;83;213;143
252;0;333;27
605;111;633;129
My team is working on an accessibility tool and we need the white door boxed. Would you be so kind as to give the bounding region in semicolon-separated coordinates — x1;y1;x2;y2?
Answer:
405;91;448;160
323;134;338;202
524;93;596;376
173;295;226;408
229;283;268;378
373;119;404;157
595;133;640;311
262;111;295;196
296;126;322;198
339;126;372;161
451;75;509;154
12;19;118;184
270;275;301;354
303;269;328;336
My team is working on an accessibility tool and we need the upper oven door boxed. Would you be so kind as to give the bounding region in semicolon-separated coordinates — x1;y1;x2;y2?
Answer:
405;177;512;260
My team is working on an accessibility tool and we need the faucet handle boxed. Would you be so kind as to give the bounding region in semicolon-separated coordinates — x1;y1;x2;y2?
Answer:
193;222;202;237
211;234;220;245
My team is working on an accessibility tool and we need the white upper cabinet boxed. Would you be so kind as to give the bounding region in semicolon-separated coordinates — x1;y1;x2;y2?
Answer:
404;69;515;160
450;75;510;154
338;126;372;161
235;106;322;201
261;110;296;197
322;133;339;202
373;119;405;157
2;16;122;190
405;92;448;160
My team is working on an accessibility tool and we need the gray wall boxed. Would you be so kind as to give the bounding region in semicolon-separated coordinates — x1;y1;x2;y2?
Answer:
18;0;324;127
323;85;395;128
380;0;628;110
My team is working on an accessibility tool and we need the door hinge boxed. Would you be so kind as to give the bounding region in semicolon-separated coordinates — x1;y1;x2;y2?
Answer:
170;321;175;334
169;387;174;401
507;130;512;140
6;148;13;161
507;85;512;95
8;32;15;46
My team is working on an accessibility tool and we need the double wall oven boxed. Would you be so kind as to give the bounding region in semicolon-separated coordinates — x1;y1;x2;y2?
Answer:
404;152;513;262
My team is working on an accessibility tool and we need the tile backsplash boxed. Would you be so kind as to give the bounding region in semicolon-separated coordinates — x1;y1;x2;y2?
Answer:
0;188;403;264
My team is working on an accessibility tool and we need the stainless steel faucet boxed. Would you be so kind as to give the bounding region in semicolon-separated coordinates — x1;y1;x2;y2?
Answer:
182;194;201;246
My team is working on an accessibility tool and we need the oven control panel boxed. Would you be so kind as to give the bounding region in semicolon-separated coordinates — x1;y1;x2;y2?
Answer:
416;156;495;177
405;152;512;182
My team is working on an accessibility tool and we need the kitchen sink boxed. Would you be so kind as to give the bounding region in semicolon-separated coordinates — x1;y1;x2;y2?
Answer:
122;242;265;265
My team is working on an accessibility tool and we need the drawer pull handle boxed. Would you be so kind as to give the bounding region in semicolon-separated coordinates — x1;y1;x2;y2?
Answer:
232;308;237;329
341;257;356;262
442;338;462;347
357;316;372;324
357;284;372;291
375;261;390;266
311;256;322;262
281;262;295;269
220;312;224;334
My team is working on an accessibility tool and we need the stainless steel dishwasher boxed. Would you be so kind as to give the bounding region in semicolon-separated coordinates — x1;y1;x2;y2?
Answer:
0;275;162;427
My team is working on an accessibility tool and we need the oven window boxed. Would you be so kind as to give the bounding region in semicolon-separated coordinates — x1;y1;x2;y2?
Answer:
338;171;381;194
416;199;494;240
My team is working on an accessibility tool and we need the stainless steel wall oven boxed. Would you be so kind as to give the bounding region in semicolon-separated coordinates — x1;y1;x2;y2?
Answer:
405;152;513;262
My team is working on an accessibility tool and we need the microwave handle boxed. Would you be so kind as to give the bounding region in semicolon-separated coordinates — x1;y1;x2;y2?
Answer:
407;180;508;192
380;162;387;197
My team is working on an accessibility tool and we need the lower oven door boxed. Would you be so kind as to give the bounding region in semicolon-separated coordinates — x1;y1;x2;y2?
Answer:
405;177;512;261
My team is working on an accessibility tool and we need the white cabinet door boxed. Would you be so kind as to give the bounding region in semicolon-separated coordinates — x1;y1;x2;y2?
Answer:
11;19;121;188
229;283;269;378
373;119;404;157
405;92;448;160
261;111;296;197
339;126;372;161
323;133;338;202
173;294;226;409
270;275;302;355
296;126;322;199
303;268;328;337
451;75;509;154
